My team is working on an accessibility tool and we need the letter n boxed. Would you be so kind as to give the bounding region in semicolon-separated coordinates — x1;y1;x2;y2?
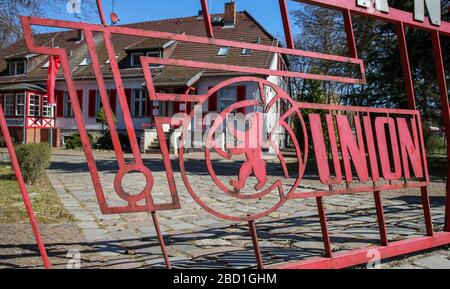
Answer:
336;115;369;183
397;118;424;178
414;0;442;26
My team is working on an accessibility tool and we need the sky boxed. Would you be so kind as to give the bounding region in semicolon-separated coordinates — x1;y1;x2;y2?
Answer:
45;0;306;41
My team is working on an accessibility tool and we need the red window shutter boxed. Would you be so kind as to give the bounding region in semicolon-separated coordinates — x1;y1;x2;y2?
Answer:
237;86;246;114
174;102;180;115
208;86;217;112
56;90;64;117
146;99;152;117
125;89;132;110
77;90;83;112
88;90;97;117
109;89;117;114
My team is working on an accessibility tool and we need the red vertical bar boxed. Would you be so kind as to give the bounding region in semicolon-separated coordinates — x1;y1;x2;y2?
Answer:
151;211;171;269
248;220;264;269
396;22;416;109
278;0;295;49
96;0;107;26
200;0;214;39
316;197;333;257
0;104;51;269
421;187;434;236
431;31;450;232
373;191;389;246
342;9;358;58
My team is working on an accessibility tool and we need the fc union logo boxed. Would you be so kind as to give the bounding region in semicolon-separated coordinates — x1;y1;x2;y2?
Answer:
178;77;306;221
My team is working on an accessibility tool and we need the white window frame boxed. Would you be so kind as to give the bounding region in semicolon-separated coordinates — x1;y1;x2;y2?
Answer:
42;95;54;117
15;93;25;116
146;51;163;68
29;94;41;117
4;94;14;116
63;91;74;118
217;47;230;56
9;60;26;75
132;89;147;117
131;52;144;67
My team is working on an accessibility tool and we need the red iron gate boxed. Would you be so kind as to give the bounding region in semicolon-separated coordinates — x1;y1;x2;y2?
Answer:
1;0;450;269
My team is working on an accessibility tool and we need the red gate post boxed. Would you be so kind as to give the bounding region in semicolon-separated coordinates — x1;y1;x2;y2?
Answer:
396;21;434;237
0;105;51;269
431;30;450;232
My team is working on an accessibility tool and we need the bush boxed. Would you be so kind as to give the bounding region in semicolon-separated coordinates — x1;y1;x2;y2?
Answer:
65;133;94;149
15;143;51;185
96;131;114;150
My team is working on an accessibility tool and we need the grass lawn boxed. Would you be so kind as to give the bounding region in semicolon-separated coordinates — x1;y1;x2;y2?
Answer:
0;163;75;224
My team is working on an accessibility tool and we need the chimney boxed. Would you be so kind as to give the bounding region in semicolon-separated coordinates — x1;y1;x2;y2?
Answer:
224;1;236;26
197;10;204;19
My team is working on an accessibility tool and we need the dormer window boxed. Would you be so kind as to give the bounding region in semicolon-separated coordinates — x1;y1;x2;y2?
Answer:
217;47;230;56
9;60;26;75
241;48;253;56
146;51;163;68
79;57;91;66
131;52;144;67
131;51;162;68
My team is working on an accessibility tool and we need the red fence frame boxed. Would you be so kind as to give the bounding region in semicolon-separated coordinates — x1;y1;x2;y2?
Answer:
1;0;449;269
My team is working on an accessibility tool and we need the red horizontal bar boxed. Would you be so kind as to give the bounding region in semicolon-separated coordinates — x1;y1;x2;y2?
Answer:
295;101;421;115
294;0;450;36
291;182;429;199
273;232;450;269
22;16;364;66
142;56;364;85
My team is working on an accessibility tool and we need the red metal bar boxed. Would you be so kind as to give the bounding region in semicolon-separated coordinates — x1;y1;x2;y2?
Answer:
273;232;450;269
373;191;389;246
248;220;264;269
200;0;214;38
421;187;434;236
103;31;143;164
96;0;107;26
142;56;364;85
396;22;416;109
278;0;295;49
294;0;450;36
431;31;450;232
316;197;333;257
0;105;51;269
342;9;358;58
151;211;171;269
84;30;126;168
21;17;364;67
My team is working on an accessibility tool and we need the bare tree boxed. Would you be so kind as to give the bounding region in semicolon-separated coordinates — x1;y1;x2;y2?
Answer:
0;0;95;47
289;4;350;105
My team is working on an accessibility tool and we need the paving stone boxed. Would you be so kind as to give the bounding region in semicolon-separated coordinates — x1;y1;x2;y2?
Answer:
194;239;232;247
413;255;450;269
391;264;423;269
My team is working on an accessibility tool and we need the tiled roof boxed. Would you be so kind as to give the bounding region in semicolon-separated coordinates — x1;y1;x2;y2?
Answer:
0;11;279;88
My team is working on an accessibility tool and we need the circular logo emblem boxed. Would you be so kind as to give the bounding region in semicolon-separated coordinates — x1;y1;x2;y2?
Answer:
179;77;308;221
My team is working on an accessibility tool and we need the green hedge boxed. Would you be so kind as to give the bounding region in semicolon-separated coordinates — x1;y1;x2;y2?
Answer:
15;143;51;185
65;133;94;149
